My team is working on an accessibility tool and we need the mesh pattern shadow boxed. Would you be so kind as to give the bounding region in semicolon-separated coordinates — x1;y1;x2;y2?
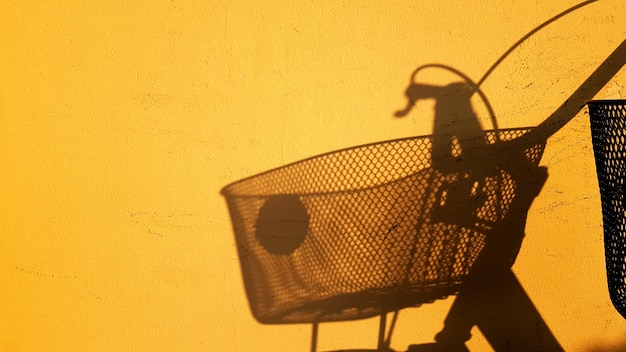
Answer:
222;128;544;325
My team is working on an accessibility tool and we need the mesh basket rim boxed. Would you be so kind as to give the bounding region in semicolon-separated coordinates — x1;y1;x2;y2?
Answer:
220;126;537;197
586;99;626;106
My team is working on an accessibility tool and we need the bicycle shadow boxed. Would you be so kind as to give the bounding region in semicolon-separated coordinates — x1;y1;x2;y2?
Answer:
395;76;555;352
221;41;626;352
221;6;626;350
400;40;626;352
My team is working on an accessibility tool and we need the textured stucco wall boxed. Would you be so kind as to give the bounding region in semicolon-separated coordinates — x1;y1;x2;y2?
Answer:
1;1;626;351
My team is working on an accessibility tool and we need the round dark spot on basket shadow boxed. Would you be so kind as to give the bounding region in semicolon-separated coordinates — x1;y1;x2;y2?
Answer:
256;195;309;255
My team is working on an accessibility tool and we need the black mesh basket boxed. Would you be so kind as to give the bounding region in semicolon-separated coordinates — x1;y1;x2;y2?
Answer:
222;128;545;325
588;100;626;319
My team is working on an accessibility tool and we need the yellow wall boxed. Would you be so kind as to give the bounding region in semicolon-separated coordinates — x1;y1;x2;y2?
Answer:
1;1;626;351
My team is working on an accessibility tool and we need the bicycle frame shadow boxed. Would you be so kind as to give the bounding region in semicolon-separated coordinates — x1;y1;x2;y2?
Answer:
400;40;626;352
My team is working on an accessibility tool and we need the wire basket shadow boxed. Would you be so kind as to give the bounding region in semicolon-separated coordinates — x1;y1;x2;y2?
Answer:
221;128;545;325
